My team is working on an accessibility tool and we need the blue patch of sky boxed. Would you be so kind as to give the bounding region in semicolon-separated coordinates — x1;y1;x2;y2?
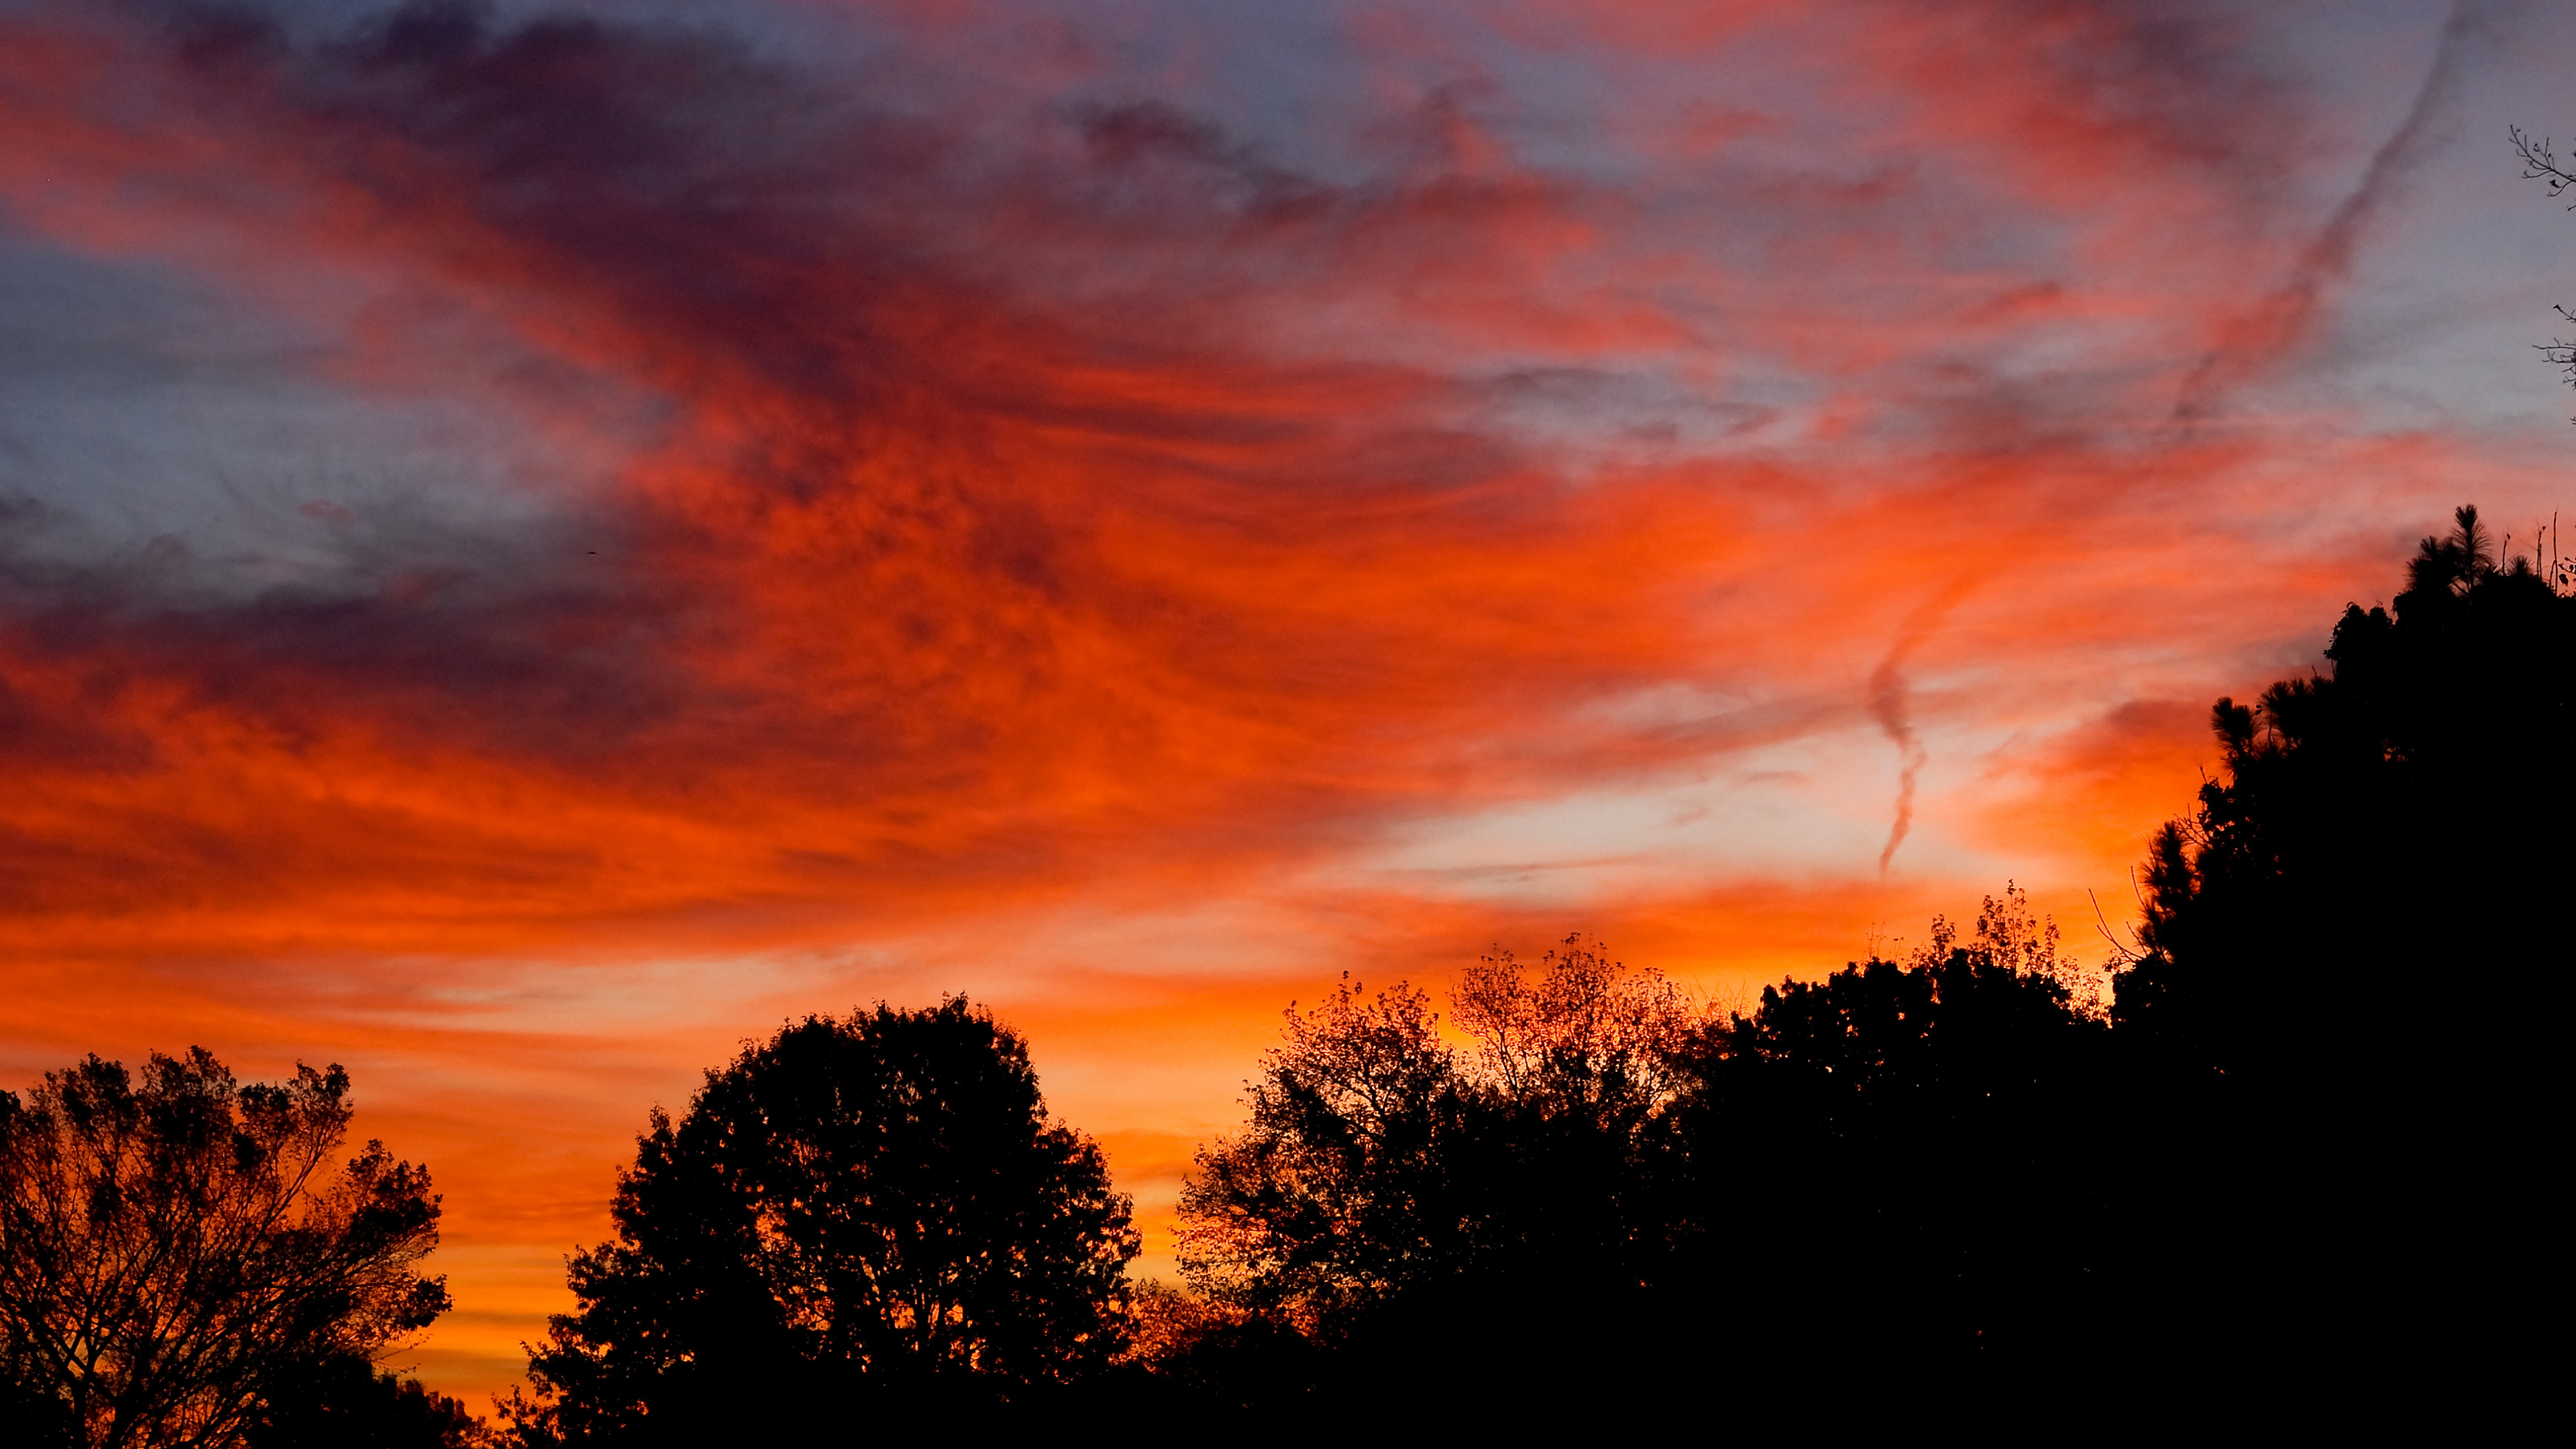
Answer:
0;222;610;600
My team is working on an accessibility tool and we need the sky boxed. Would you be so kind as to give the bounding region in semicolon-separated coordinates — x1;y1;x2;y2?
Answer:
2;0;2571;1402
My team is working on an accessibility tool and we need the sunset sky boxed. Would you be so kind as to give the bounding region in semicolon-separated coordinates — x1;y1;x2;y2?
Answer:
3;0;2570;1401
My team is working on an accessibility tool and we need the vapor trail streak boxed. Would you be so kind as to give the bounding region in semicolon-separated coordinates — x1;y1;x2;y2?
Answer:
2175;0;2509;417
1869;578;1978;877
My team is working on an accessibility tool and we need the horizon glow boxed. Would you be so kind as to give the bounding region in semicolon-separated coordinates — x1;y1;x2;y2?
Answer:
2;0;2568;1400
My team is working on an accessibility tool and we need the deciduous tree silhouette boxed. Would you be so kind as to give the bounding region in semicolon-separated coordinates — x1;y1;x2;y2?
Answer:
1651;890;2118;1380
0;1050;448;1449
505;1000;1136;1444
1167;907;2125;1417
1176;973;1465;1334
2511;127;2576;409
1173;945;1706;1409
1451;936;1699;1114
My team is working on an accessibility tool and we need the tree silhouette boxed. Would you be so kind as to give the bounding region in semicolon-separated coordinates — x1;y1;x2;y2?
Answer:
2108;504;2573;1407
1649;893;2118;1382
1172;947;1707;1409
1165;908;2137;1417
1451;936;1699;1114
506;1000;1136;1443
244;1354;485;1448
1176;973;1466;1334
2511;127;2576;409
482;507;2571;1425
0;1050;448;1449
2123;505;2571;1069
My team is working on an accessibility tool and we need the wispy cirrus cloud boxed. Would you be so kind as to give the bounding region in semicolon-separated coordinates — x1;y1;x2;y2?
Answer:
1;0;2565;1395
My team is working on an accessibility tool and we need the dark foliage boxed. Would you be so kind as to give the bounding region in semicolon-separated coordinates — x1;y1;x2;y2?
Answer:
1161;922;2123;1420
1167;945;1701;1412
173;501;2524;1430
2112;505;2573;1401
1658;949;2116;1368
246;1353;484;1449
2124;504;2572;1065
0;1050;447;1449
505;999;1137;1444
1158;506;2568;1422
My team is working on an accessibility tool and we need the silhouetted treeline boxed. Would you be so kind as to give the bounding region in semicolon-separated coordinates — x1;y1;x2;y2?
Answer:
10;509;2562;1440
2112;505;2572;1409
1148;908;2128;1423
1144;506;2569;1424
486;508;2563;1434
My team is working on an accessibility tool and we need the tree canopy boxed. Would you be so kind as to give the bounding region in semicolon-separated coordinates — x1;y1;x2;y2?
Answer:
507;998;1137;1444
1654;902;2121;1373
0;1049;448;1449
1157;506;2569;1420
2125;504;2571;1063
1177;941;1699;1330
2111;504;2573;1405
23;505;2551;1433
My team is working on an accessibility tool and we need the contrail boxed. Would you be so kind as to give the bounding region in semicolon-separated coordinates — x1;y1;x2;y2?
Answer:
1868;651;1929;877
1870;578;1976;877
2176;0;2511;419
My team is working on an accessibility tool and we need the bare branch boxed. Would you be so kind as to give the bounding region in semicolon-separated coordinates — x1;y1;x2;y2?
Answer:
2511;125;2576;203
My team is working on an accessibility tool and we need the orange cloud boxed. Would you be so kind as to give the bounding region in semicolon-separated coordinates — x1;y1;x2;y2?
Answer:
0;0;2561;1406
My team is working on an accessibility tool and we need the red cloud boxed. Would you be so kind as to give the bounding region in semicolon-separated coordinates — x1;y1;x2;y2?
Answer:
0;0;2554;1401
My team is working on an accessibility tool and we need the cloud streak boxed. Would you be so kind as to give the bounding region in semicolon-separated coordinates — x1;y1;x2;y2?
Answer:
2177;0;2513;417
0;0;2565;1398
1867;576;1977;877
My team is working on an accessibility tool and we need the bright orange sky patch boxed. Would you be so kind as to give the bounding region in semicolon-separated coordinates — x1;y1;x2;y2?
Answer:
2;0;2569;1407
